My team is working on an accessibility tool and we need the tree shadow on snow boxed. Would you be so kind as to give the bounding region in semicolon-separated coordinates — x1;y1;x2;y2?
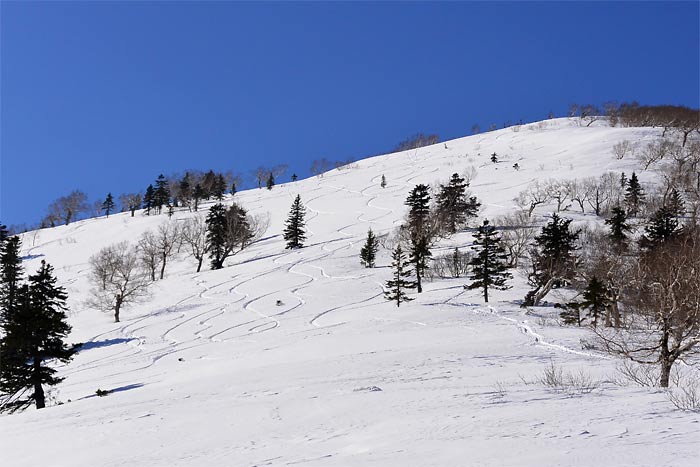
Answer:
76;337;136;352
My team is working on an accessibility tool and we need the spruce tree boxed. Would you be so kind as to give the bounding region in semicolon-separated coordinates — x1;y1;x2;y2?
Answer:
0;223;8;245
384;245;415;307
154;174;170;214
266;173;275;190
360;228;379;268
0;261;76;411
578;276;609;328
284;195;307;249
624;172;645;216
436;173;479;234
467;219;512;303
380;175;386;188
143;184;155;215
0;236;24;325
192;184;205;212
102;193;115;218
179;173;192;208
667;187;685;219
490;152;498;163
641;205;680;250
409;234;431;293
605;207;632;244
231;181;237;196
405;184;433;293
212;174;227;201
206;204;233;269
524;214;580;306
405;184;432;235
291;174;298;182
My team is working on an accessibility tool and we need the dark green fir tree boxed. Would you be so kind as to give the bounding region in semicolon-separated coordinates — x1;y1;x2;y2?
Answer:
360;228;379;268
192;184;205;212
605;206;632;244
384;245;416;307
467;220;512;303
102;193;115;218
284;195;307;249
578;276;610;328
266;173;275;190
624;172;645;216
0;261;77;411
143;184;155;215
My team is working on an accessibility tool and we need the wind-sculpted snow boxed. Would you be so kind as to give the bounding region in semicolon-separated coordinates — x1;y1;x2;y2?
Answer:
1;119;698;466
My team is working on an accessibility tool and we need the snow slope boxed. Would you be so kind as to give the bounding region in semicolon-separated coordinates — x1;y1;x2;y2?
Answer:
1;119;697;466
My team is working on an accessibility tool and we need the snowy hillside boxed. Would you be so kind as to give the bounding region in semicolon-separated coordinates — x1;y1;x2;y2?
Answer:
1;119;697;466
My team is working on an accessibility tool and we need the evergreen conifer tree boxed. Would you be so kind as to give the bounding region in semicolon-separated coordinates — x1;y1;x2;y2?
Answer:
436;173;480;234
206;204;233;269
384;245;415;307
405;184;433;293
405;184;432;235
360;228;379;268
641;205;681;249
0;223;8;245
667;187;685;219
212;174;227;201
179;173;192;208
0;236;24;325
491;152;498;163
467;220;512;303
193;184;205;212
291;174;298;182
143;184;155;215
524;214;580;306
231;182;237;196
380;175;386;188
624;172;645;216
102;193;115;218
153;174;170;214
0;261;76;411
284;195;307;249
578;276;609;328
605;206;632;244
409;234;432;293
266;173;275;190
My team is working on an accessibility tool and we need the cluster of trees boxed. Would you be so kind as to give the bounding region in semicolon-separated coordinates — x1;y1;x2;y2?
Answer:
393;133;440;152
0;228;77;412
88;201;269;322
371;173;489;306
568;102;699;147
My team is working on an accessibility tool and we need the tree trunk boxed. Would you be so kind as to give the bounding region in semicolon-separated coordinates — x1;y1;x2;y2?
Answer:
32;356;46;409
196;257;203;273
114;295;123;323
483;283;489;303
416;267;422;293
160;254;167;280
659;323;672;388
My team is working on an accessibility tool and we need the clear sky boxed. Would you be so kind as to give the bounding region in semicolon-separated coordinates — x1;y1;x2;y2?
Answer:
1;1;698;227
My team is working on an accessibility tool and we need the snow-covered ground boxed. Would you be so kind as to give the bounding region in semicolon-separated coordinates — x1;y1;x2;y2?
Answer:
1;119;697;466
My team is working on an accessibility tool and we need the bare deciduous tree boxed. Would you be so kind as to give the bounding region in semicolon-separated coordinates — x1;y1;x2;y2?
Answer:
138;231;160;282
496;210;537;267
119;193;143;217
514;181;552;217
47;190;89;225
88;242;151;322
181;215;209;273
154;221;181;280
595;233;700;387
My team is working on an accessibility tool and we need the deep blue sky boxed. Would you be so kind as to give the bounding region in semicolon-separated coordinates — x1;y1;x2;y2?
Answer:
1;1;698;227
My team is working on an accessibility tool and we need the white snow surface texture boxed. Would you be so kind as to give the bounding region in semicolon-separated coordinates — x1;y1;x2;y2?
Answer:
1;119;698;467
